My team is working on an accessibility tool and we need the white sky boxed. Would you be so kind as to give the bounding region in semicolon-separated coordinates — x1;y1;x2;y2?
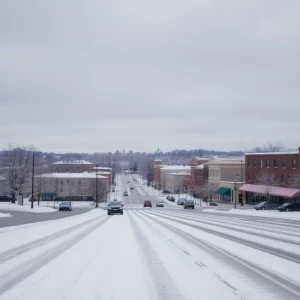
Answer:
1;0;300;153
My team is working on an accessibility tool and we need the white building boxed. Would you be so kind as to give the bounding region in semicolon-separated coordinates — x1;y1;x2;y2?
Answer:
165;172;190;194
37;173;109;201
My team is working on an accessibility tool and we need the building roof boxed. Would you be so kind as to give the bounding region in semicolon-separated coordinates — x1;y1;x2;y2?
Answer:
204;157;244;165
195;164;205;169
245;151;298;156
93;166;112;170
39;173;108;179
161;165;190;170
239;184;300;198
166;172;190;176
53;160;93;165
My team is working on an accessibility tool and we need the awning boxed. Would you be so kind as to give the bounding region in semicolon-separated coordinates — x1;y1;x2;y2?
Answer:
216;187;231;195
41;193;57;197
238;184;300;198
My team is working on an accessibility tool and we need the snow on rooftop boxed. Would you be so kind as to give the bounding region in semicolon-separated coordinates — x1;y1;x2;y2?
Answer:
205;157;245;164
161;165;190;170
195;164;205;169
245;151;298;156
167;172;190;176
93;166;112;170
53;160;93;165
39;173;108;179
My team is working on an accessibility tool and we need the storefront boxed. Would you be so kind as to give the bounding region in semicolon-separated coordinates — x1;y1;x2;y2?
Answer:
217;181;245;203
239;184;300;205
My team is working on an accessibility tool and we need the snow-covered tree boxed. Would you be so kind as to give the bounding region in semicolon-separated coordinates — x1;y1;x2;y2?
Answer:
201;182;216;202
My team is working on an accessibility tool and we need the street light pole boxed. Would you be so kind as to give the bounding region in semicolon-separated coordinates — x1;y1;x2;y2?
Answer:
31;152;35;209
95;164;98;208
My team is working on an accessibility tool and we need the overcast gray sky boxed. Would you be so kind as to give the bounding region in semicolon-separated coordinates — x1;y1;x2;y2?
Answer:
1;0;299;153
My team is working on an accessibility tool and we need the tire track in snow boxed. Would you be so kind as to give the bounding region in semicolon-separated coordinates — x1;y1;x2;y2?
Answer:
127;211;184;300
138;210;300;300
0;216;110;296
144;210;300;264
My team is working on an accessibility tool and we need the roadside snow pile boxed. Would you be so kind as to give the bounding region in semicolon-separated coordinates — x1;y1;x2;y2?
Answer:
0;212;12;218
0;203;57;213
202;208;300;220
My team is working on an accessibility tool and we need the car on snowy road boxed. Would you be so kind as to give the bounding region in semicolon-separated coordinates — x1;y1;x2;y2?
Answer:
184;199;194;209
107;201;123;215
166;196;175;202
177;198;186;205
143;200;152;207
254;201;277;210
156;200;164;207
123;191;128;196
59;201;72;211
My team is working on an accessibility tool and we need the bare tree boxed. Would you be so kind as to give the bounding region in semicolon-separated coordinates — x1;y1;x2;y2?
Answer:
3;145;35;197
256;171;277;200
249;142;285;153
66;178;76;202
91;179;108;206
201;182;216;202
289;173;300;189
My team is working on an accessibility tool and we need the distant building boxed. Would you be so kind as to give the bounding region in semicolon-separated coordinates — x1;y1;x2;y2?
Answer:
165;172;191;194
154;160;190;190
203;157;245;203
51;160;93;173
37;173;109;201
184;157;210;196
240;148;300;204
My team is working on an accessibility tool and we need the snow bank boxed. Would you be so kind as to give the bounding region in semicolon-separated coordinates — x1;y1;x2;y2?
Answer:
202;208;300;220
0;202;57;213
0;212;12;218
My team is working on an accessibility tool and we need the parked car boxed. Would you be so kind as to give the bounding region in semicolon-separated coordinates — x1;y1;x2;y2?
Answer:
130;186;134;190
156;200;164;207
59;201;72;211
144;200;152;207
123;191;128;196
277;202;300;212
254;201;277;210
107;201;123;215
209;202;218;206
0;195;12;202
166;196;175;202
162;190;171;194
177;198;186;205
184;199;194;209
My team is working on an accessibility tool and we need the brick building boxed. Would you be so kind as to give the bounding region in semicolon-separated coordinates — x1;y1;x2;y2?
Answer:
184;157;210;196
240;148;300;204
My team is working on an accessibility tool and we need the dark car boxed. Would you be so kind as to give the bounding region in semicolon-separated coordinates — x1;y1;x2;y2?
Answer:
144;200;152;207
0;195;13;202
156;200;164;207
166;196;175;202
59;201;72;211
130;186;134;190
209;202;218;206
107;201;123;215
184;199;194;209
177;198;186;205
162;190;171;194
277;202;300;212
123;191;128;196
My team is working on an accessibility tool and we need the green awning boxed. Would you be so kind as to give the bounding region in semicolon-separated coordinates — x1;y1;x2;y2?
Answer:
41;193;57;197
216;187;231;195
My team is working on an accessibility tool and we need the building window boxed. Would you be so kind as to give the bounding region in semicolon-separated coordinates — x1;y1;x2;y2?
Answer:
266;159;270;168
260;160;263;168
292;159;296;169
253;173;256;181
282;160;286;168
248;159;250;167
253;160;256;167
282;174;286;184
274;159;277;168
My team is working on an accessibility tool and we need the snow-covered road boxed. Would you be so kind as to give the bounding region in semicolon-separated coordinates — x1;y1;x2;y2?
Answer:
1;207;300;300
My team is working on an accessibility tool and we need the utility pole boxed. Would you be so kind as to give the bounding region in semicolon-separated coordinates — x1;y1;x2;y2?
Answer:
95;163;98;208
31;152;35;209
